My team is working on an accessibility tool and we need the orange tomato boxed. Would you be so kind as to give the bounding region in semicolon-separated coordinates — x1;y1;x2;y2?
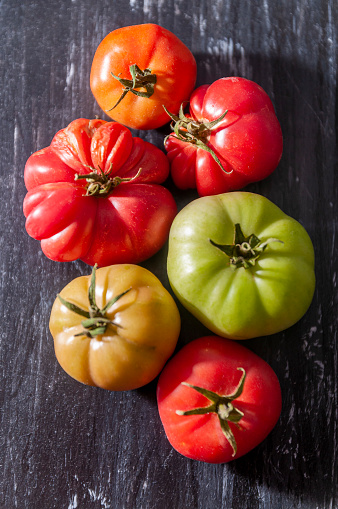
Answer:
49;264;181;391
90;24;197;130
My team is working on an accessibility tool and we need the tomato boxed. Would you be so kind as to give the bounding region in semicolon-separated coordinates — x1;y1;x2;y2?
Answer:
157;335;281;463
167;192;315;339
49;264;181;391
23;118;177;266
164;77;283;196
90;24;197;130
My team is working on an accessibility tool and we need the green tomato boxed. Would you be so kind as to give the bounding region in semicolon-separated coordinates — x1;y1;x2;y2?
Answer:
167;192;315;340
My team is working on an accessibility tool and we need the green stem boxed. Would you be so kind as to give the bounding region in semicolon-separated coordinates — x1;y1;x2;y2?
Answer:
75;165;142;197
164;104;231;174
57;264;131;338
210;223;283;269
108;64;157;111
176;368;246;457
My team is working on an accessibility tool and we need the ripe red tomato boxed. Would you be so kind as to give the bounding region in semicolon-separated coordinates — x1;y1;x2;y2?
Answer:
90;24;197;130
157;336;282;463
23;118;176;266
165;77;283;196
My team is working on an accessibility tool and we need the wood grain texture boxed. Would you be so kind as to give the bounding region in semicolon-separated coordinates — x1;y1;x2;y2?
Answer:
0;0;337;508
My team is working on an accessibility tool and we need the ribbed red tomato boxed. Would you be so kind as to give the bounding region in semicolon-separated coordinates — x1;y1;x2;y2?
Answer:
165;77;283;196
23;118;176;266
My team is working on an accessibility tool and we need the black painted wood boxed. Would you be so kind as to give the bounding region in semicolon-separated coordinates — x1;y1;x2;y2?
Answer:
0;1;337;508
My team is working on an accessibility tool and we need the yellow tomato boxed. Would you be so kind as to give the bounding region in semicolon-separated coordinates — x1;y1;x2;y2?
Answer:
49;264;181;391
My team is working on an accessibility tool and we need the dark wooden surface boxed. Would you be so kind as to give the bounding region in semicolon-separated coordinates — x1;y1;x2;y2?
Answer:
1;1;337;508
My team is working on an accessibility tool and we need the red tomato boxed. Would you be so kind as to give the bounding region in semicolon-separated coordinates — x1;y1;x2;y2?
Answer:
165;77;283;196
90;24;197;130
157;336;282;463
23;118;176;266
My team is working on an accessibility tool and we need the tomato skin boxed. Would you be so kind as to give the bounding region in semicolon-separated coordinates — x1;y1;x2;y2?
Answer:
165;77;283;196
23;118;177;266
80;183;177;267
167;192;315;339
90;24;197;130
157;336;282;463
50;264;181;391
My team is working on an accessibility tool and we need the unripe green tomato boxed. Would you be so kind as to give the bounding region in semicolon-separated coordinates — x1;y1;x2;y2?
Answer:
167;192;315;340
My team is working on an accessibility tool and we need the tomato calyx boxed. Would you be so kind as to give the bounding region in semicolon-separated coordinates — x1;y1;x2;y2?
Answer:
75;165;142;197
176;368;246;457
57;264;131;338
108;64;157;111
164;104;231;173
210;223;283;270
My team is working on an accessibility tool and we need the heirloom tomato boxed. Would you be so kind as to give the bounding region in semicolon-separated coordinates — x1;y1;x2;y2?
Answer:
49;264;181;391
165;77;283;196
157;336;282;463
90;24;197;130
167;192;315;339
23;118;177;266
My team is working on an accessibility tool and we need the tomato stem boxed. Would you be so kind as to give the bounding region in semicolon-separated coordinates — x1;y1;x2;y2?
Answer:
210;223;283;269
57;264;131;338
176;368;246;457
108;64;157;111
75;165;142;197
164;104;231;174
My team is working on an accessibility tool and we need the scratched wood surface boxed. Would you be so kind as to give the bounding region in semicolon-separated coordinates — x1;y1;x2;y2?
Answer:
0;0;337;508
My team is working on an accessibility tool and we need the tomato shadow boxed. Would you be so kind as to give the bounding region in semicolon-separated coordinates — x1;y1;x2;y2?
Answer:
138;48;334;508
205;51;335;509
